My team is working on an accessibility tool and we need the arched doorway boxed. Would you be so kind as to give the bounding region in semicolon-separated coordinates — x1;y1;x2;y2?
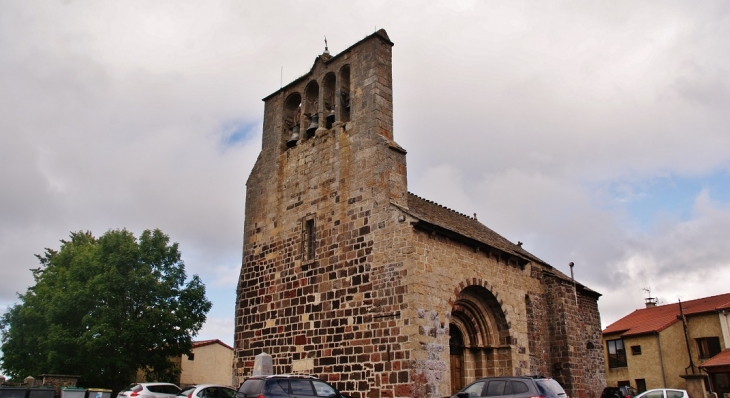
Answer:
450;326;465;393
449;285;512;393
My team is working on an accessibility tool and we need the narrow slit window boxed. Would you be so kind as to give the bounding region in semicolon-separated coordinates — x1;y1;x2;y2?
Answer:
303;218;315;261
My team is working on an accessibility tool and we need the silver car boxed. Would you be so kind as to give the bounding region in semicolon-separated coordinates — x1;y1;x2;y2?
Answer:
635;390;690;398
177;385;236;398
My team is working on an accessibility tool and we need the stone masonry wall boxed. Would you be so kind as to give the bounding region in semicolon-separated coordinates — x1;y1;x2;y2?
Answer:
525;284;551;376
544;275;579;395
234;31;413;398
543;274;604;398
578;292;605;398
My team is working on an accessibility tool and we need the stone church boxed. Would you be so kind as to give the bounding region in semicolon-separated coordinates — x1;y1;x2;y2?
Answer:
234;30;606;398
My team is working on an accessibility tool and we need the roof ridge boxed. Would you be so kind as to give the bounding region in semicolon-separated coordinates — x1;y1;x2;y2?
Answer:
651;292;730;310
408;192;477;221
192;338;233;350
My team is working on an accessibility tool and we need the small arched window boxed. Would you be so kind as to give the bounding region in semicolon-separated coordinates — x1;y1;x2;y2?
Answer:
339;65;351;123
283;93;302;149
323;73;336;128
303;80;320;137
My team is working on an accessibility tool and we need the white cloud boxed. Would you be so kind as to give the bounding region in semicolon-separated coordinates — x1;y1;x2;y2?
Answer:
197;315;235;348
1;0;730;343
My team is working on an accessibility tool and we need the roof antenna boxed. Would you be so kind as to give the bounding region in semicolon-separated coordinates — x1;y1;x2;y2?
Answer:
643;288;657;308
324;36;329;55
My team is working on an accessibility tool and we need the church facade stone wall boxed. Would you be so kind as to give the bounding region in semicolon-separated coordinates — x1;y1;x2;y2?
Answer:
234;29;605;398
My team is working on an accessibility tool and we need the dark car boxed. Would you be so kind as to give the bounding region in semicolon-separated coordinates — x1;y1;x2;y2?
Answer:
452;376;568;398
601;386;639;398
237;375;350;398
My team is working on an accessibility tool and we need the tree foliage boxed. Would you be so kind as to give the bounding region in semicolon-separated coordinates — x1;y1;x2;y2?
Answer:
0;229;212;390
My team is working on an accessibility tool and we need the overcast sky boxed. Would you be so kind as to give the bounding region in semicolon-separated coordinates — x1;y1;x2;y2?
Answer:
2;0;730;366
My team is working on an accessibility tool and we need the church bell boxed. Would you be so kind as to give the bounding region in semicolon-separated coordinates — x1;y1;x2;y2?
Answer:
326;108;335;124
306;113;319;136
286;124;300;148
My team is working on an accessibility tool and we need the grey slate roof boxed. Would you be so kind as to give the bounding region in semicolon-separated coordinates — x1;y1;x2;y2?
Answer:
394;192;598;296
395;193;544;263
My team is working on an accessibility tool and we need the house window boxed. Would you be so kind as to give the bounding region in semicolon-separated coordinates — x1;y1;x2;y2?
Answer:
636;379;646;393
188;353;195;361
607;339;627;368
631;345;642;355
303;217;315;261
696;337;721;359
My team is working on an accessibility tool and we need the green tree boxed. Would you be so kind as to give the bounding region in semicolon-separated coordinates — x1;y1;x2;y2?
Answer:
0;229;212;390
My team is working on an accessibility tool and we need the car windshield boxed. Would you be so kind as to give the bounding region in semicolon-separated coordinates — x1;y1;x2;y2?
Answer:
178;388;196;397
238;380;264;397
150;386;181;395
535;380;566;398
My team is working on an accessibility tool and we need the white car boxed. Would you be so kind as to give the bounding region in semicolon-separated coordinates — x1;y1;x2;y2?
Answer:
118;383;182;398
177;385;236;398
635;389;690;398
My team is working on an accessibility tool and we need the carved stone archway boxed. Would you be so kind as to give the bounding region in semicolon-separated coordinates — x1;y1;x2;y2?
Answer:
449;284;512;394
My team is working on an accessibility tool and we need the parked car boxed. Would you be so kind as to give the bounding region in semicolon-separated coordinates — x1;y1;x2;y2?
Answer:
451;376;568;398
236;374;350;398
635;389;689;398
601;386;639;398
118;383;182;398
178;385;236;398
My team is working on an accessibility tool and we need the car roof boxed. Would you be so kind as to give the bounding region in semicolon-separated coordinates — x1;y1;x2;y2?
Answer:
139;383;179;386
474;376;551;381
248;374;319;380
635;389;687;398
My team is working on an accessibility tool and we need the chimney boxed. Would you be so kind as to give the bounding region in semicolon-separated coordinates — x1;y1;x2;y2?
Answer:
645;297;658;308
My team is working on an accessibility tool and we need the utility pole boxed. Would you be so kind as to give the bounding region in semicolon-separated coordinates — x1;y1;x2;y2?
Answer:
569;262;577;305
678;299;697;374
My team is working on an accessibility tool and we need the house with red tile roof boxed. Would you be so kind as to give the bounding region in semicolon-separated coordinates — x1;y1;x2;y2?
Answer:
602;293;730;398
137;339;234;387
179;339;233;387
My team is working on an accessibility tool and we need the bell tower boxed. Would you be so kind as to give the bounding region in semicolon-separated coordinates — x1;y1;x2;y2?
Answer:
234;29;409;389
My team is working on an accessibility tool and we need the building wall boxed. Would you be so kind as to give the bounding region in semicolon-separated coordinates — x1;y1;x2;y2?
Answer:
610;334;665;389
659;322;693;389
180;343;234;387
689;313;726;366
576;290;606;398
719;312;730;349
